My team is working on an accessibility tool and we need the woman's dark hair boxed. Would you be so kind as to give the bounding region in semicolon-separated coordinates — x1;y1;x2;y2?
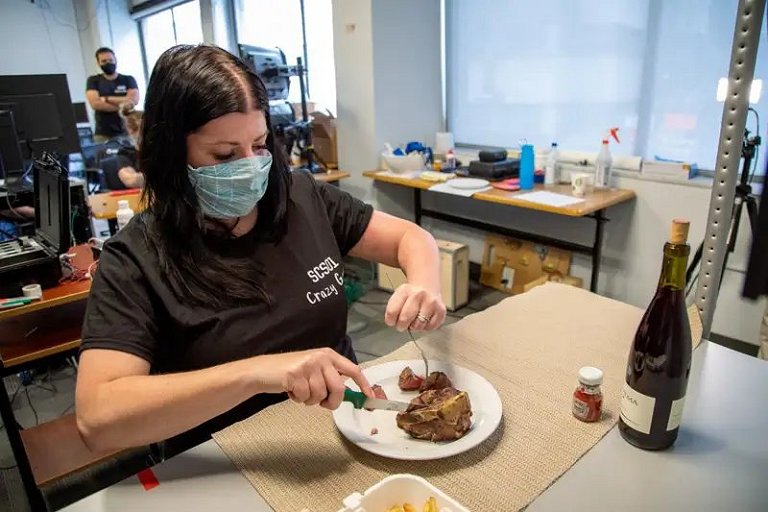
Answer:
138;44;291;308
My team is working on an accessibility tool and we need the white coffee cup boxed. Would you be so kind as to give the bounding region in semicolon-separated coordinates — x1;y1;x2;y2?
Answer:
571;173;592;196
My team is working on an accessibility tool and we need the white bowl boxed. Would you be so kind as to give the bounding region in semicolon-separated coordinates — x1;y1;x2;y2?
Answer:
338;474;469;512
382;152;425;173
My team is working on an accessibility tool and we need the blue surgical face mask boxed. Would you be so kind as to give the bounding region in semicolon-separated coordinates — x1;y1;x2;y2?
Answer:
187;152;272;219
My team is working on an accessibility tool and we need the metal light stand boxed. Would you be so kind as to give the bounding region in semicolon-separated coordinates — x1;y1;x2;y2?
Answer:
695;0;765;337
293;56;323;174
687;128;761;295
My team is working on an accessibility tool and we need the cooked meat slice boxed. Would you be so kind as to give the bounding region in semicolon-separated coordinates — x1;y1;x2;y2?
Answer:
396;387;472;442
419;371;453;391
398;366;424;391
371;384;388;400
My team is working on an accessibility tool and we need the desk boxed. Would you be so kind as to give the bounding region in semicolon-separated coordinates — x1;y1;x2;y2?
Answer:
88;191;144;221
86;171;351;222
0;244;93;511
364;171;636;292
60;341;768;512
312;169;350;184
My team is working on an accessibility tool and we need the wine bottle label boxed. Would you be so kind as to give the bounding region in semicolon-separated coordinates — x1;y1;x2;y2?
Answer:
666;396;686;431
619;383;655;434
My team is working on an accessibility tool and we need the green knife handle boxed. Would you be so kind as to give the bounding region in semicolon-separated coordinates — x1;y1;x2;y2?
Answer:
343;388;366;409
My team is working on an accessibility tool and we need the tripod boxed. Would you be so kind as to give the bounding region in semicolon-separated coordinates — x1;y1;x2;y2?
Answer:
686;128;761;295
291;57;322;174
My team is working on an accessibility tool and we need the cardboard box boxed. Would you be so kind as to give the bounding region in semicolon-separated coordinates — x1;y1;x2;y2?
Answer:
480;234;571;295
377;240;469;311
523;274;583;293
310;111;338;169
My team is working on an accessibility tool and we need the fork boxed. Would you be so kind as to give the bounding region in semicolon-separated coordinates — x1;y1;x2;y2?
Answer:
385;274;430;376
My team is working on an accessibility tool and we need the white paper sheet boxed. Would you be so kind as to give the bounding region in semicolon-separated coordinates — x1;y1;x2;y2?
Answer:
513;191;585;207
428;182;492;197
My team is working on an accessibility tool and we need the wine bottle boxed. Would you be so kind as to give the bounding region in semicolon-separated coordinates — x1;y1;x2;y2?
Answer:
619;219;692;450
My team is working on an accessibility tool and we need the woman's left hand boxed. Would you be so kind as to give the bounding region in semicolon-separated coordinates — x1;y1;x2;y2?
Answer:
385;284;447;332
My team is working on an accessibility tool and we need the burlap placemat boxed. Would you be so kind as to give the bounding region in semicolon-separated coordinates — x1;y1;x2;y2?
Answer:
213;284;702;511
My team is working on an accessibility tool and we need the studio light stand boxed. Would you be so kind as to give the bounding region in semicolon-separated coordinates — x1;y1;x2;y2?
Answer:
687;123;761;295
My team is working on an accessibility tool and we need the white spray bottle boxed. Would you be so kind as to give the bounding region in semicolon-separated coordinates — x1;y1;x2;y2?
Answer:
595;127;620;188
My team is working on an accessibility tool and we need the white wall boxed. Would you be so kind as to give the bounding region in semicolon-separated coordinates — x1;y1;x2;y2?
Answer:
331;0;765;346
200;0;237;53
332;0;378;202
333;0;443;219
0;0;88;103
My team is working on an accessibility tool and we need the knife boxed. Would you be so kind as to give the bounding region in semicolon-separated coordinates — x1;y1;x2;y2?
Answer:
343;388;410;412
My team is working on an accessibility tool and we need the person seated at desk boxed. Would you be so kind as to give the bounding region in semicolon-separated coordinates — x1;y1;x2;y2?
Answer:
75;45;447;456
116;103;144;189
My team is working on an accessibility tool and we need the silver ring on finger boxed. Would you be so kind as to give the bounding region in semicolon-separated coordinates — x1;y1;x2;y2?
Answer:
416;313;431;323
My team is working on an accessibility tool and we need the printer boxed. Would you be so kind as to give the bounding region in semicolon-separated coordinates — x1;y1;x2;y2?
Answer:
468;148;520;181
0;153;70;297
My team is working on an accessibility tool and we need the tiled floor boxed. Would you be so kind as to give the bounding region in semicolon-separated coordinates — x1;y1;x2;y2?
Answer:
0;283;508;511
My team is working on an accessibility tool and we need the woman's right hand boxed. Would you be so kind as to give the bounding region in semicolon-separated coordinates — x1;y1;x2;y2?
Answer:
254;348;373;410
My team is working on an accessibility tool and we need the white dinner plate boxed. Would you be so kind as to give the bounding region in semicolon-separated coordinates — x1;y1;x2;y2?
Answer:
447;178;491;190
333;360;503;460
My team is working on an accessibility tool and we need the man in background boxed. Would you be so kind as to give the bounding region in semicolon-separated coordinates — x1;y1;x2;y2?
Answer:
85;47;140;143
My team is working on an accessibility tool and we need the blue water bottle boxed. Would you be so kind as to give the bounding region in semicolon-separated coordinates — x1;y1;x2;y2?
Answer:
520;144;535;190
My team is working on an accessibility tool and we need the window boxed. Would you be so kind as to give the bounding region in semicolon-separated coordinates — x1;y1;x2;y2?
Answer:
446;0;767;174
140;0;204;78
234;0;337;115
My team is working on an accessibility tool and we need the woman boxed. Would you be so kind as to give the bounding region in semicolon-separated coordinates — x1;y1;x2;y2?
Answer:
116;102;145;189
75;45;446;455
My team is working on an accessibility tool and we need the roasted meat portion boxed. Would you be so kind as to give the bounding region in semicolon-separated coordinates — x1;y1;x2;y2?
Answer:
396;387;472;442
398;366;425;391
419;371;453;391
371;384;388;400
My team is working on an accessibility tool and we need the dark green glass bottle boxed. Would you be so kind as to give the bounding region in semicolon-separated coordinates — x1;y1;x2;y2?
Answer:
619;219;692;450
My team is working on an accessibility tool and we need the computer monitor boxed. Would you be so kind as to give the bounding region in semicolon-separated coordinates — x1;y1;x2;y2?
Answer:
0;74;81;159
238;45;291;101
0;109;24;185
72;102;89;124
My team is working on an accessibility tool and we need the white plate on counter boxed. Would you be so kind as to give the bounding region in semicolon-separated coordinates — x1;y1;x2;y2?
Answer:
333;359;503;460
446;178;491;190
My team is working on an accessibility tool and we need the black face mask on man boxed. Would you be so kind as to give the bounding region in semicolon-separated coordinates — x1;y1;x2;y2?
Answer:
100;63;117;75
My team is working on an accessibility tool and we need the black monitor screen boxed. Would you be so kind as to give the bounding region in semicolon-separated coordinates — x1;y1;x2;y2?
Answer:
0;94;63;146
0;109;24;182
0;74;80;159
72;102;88;124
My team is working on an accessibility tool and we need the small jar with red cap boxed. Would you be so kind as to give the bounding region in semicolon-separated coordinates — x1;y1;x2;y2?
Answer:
572;367;603;422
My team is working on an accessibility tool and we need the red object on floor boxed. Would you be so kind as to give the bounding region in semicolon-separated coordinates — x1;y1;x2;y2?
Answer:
137;468;160;491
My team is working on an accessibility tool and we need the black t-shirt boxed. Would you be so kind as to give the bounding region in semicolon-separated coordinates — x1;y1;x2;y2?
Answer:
115;144;138;171
81;171;373;452
86;73;138;136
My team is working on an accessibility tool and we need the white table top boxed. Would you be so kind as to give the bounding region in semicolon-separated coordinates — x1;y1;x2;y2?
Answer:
62;341;768;512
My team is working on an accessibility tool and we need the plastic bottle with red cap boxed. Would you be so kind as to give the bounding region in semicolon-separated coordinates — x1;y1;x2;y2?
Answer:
595;127;620;188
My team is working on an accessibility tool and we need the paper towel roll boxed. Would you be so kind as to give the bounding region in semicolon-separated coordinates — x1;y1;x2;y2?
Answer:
435;132;454;154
